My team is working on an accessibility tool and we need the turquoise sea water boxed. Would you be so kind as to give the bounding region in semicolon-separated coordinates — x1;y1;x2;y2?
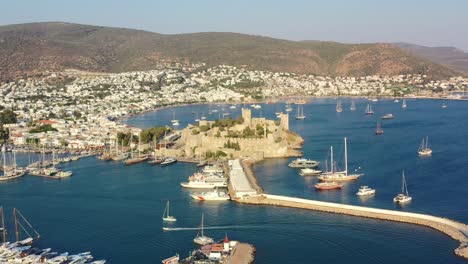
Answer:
1;98;467;263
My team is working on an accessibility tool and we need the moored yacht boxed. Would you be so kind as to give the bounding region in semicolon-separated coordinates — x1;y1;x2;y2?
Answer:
381;113;394;120
314;182;343;190
356;186;376;196
317;138;362;182
191;188;230;201
418;136;432;156
288;158;320;168
161;157;177;166
393;171;412;204
299;168;322;176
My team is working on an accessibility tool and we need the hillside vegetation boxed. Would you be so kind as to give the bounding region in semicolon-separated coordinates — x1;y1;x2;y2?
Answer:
0;22;459;81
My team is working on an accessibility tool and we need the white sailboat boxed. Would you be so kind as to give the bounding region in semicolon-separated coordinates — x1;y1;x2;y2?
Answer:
171;111;179;126
418;136;432;156
162;201;177;222
0;148;25;181
317;137;362;182
402;99;407;109
393;171;412;204
193;213;214;245
295;105;306;120
442;100;448;108
350;101;356;111
336;100;343;113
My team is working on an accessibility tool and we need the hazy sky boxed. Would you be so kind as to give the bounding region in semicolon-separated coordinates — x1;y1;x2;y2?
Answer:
1;0;467;50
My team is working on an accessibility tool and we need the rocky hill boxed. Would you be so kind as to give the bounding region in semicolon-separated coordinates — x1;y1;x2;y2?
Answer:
0;22;460;81
395;43;468;74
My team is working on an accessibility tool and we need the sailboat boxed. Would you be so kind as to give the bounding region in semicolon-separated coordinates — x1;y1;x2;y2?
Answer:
0;207;6;243
124;134;148;165
171;111;180;126
442;100;448;108
336;100;343;113
393;171;412;204
350;101;356;111
418;136;432;156
402;99;407;109
295;105;306;120
0;148;25;181
317;137;362;182
193;213;214;245
375;122;384;135
162;201;177;222
365;104;374;115
285;103;293;112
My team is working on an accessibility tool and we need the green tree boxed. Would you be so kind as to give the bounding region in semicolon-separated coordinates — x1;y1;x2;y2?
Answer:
0;109;17;124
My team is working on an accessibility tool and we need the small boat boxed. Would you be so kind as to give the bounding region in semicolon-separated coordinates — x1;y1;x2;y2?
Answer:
315;182;343;190
191;188;230;201
350;101;356;111
230;105;236;109
161;157;177;166
162;201;177;222
442;101;448;108
55;170;72;178
299;168;322;176
394;98;399;103
295;99;306;105
365;104;374;115
381;113;394;120
356;186;376;196
418;136;432;156
285;103;293;112
375;122;384;135
148;157;164;165
393;171;412;204
336;100;343;113
295;105;306;120
288;158;320;168
193;213;214;245
124;155;148;165
402;99;407;109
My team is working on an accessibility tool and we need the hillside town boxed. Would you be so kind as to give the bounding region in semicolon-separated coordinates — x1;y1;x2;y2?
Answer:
0;63;467;150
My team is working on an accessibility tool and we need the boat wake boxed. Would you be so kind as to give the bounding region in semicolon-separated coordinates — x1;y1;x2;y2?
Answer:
163;225;265;231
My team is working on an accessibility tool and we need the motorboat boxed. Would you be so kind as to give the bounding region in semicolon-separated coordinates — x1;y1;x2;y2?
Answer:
381;113;394;120
161;157;177;166
356;186;376;196
191;189;230;201
299;168;322;176
288;158;320;168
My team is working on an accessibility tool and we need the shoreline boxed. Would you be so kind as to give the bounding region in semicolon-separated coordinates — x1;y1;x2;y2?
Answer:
120;93;468;126
236;160;468;259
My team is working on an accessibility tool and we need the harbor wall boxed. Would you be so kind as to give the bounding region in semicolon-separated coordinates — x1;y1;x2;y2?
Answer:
237;194;468;258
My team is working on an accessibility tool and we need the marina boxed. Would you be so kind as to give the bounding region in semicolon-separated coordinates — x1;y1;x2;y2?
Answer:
1;98;468;263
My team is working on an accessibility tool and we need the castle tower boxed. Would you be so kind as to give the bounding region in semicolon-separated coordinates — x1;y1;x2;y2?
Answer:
280;113;289;131
241;108;252;127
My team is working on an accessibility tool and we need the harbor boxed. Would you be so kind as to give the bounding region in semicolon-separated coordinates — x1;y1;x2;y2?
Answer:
1;98;468;263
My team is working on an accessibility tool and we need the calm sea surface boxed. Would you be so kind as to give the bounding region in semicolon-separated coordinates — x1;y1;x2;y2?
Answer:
1;98;467;263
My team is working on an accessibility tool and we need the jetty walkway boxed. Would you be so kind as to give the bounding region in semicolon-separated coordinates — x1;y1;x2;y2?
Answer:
228;159;468;259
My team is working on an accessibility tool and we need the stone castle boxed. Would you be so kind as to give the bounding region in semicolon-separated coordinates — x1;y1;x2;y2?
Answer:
161;108;302;161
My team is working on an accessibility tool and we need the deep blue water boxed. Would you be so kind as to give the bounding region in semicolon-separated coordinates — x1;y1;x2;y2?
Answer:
1;98;467;263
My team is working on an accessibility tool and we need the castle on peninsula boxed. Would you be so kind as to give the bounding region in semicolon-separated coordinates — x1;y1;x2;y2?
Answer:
160;108;303;161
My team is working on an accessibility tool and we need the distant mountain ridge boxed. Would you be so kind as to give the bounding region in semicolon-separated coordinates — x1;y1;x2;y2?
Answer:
395;42;468;74
0;22;461;81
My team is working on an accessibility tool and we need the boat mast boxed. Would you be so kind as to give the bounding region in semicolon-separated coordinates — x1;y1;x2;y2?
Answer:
344;137;348;175
330;146;334;173
402;171;405;195
167;201;170;217
14;208;19;242
201;213;204;237
1;206;6;243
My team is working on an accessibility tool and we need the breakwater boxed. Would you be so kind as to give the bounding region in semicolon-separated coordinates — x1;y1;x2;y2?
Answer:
234;160;468;259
